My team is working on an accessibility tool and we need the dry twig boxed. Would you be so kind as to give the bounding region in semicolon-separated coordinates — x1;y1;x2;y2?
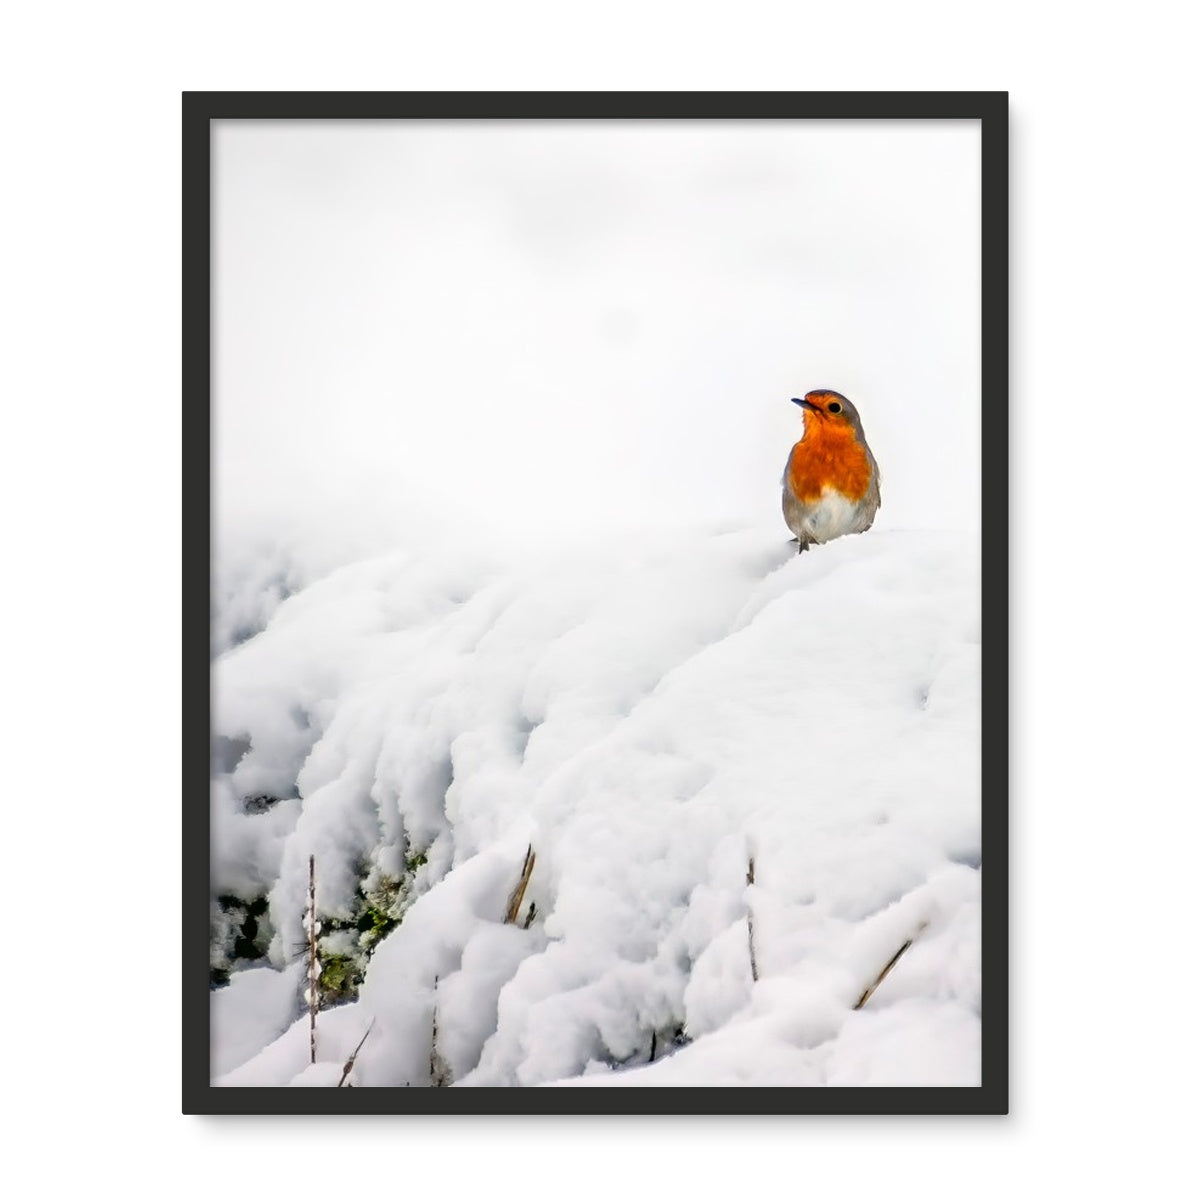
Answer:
307;854;318;1064
337;1018;376;1087
504;844;536;924
854;921;930;1010
430;974;452;1087
746;856;759;983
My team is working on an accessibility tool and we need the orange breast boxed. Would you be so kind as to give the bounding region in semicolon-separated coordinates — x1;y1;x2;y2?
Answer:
787;421;872;504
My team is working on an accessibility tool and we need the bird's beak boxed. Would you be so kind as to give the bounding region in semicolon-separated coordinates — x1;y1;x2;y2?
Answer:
791;397;819;412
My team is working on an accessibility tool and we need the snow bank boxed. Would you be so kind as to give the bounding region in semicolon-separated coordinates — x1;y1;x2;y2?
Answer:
210;525;981;1087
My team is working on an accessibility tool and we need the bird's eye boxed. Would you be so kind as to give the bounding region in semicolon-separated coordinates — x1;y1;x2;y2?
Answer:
828;402;842;414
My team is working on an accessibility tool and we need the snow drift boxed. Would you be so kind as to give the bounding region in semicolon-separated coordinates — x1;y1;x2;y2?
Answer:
210;525;981;1087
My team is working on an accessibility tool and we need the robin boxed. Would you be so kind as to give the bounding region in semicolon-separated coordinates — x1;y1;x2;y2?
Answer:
782;390;881;553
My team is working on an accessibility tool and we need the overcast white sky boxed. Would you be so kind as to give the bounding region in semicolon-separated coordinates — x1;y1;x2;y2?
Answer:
214;119;980;554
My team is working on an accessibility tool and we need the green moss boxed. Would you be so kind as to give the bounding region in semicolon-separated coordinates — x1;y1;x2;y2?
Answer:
310;845;430;1006
319;952;360;1000
355;902;397;949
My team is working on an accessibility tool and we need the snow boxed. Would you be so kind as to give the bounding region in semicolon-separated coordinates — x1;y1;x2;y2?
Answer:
211;524;980;1087
210;959;305;1077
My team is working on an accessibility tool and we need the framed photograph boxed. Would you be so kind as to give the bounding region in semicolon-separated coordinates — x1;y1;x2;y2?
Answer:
187;91;1007;1114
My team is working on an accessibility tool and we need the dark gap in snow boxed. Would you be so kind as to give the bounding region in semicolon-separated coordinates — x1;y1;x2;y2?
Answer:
288;704;313;731
211;894;272;986
223;623;260;652
241;794;285;815
212;733;251;775
634;1025;692;1071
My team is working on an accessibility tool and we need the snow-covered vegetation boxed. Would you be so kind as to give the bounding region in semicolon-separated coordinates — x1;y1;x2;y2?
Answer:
211;524;980;1086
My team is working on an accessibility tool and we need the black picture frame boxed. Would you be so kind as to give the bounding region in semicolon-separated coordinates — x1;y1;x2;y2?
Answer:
185;90;1008;1116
